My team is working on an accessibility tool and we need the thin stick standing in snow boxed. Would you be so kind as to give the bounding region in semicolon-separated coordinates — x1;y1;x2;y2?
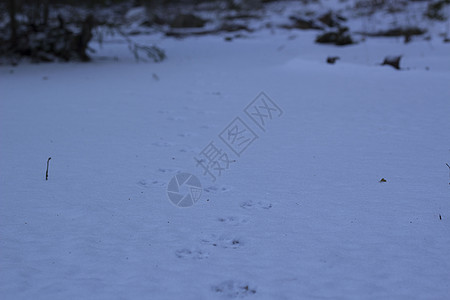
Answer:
446;163;450;184
46;157;51;180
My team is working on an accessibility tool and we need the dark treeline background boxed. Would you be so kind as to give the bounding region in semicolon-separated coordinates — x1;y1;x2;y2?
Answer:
0;0;218;62
0;0;267;63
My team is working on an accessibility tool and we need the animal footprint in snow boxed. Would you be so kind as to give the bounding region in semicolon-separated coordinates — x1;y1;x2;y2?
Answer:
151;180;165;187
137;180;148;187
218;216;248;226
201;234;242;249
204;185;232;194
175;248;209;260
137;179;166;188
240;200;272;210
177;132;197;138
212;280;256;298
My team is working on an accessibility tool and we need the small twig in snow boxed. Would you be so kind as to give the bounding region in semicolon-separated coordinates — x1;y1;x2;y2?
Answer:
46;157;51;180
446;163;450;184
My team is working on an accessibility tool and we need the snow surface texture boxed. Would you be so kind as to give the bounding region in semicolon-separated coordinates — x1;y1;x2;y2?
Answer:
1;4;450;300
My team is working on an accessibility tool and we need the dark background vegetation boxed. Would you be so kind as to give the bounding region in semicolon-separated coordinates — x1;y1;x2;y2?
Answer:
0;0;448;64
0;0;268;63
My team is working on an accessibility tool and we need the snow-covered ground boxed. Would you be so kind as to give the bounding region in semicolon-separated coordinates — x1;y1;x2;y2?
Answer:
1;2;450;299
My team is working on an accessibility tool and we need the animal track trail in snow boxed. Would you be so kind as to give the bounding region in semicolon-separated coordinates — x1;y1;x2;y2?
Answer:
201;234;243;249
175;248;209;260
203;185;232;194
177;132;198;138
138;179;166;187
240;200;272;210
217;216;248;226
211;280;256;298
157;168;177;173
